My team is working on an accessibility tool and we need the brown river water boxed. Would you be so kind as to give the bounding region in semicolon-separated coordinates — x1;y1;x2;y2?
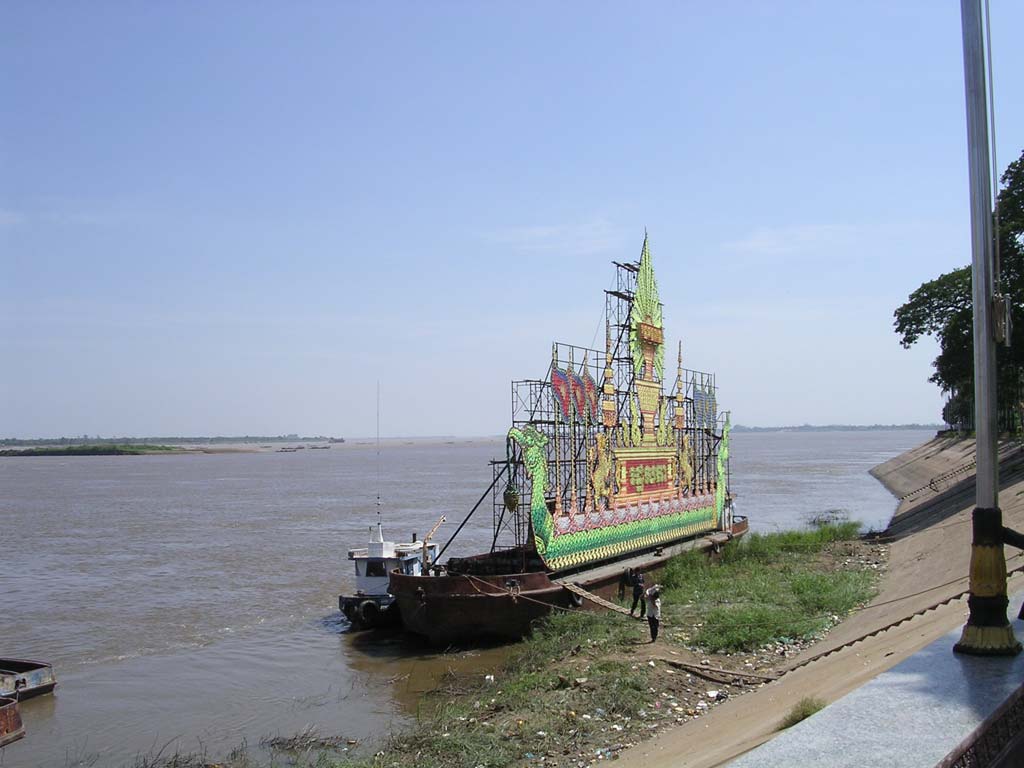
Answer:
1;430;933;767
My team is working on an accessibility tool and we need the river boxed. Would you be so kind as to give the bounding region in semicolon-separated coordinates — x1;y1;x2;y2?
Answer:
0;429;933;766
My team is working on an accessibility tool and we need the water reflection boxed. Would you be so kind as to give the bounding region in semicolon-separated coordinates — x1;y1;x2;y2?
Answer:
344;627;511;711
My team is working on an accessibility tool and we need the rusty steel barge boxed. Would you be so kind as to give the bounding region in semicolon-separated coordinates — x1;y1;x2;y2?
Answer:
390;238;746;645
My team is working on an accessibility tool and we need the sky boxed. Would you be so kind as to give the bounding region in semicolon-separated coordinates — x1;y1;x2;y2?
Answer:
3;2;1023;438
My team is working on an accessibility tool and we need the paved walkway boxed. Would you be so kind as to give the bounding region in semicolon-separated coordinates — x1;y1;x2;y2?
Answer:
727;590;1024;767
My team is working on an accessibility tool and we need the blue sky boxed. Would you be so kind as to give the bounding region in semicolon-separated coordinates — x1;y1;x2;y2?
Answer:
3;2;1023;438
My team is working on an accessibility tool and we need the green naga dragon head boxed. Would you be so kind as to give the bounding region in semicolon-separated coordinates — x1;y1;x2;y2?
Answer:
508;424;553;558
508;425;548;492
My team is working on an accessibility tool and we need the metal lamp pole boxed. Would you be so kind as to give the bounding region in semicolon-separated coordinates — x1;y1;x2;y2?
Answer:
953;0;1021;656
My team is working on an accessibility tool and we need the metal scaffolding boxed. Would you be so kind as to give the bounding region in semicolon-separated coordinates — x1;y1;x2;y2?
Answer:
490;259;727;553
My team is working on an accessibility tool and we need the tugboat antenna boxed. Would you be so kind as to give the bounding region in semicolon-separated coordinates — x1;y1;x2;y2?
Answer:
376;380;381;515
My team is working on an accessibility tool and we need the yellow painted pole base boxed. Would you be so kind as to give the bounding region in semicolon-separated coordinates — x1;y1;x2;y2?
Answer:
954;624;1022;656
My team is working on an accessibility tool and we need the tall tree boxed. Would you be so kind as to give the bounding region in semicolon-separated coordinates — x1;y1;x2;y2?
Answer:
894;149;1024;428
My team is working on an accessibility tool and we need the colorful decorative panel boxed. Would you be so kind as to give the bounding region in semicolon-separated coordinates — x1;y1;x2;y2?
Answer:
693;384;717;430
582;368;599;422
509;419;731;572
617;456;673;496
506;237;731;573
551;368;572;420
570;369;587;421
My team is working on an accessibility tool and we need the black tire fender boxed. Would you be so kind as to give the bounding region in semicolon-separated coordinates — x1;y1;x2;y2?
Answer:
359;600;380;624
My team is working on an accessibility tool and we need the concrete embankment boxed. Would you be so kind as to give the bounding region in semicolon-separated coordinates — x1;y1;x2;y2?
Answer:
616;435;1024;768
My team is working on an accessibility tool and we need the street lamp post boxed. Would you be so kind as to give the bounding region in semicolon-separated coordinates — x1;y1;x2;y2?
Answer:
953;0;1021;656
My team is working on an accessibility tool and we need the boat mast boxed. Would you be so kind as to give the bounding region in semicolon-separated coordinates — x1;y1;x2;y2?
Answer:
376;380;382;521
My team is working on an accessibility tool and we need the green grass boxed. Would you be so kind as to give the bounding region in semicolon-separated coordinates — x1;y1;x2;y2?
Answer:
337;523;878;767
781;697;827;728
339;611;649;768
152;524;878;768
661;523;877;652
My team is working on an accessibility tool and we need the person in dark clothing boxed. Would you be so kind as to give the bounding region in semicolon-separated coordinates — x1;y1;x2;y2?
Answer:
645;585;662;642
629;571;646;617
618;568;633;601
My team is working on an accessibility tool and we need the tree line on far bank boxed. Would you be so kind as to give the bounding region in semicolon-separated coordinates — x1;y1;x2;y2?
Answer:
895;148;1024;432
0;434;344;447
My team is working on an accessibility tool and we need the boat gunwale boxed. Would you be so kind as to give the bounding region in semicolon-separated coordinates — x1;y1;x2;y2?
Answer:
0;658;57;700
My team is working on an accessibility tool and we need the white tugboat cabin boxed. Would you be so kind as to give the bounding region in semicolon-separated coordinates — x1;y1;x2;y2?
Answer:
339;521;440;629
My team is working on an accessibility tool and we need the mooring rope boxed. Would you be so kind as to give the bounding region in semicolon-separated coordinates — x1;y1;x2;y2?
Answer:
441;548;1024;686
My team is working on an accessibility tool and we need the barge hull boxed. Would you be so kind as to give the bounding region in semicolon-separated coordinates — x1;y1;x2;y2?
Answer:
391;570;571;645
391;521;746;645
0;697;24;747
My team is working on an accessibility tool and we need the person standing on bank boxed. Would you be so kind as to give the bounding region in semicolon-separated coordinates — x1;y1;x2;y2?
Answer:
629;571;646;617
645;584;662;642
618;568;632;601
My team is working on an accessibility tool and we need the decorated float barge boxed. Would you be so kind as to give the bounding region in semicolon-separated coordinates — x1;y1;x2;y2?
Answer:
390;239;746;644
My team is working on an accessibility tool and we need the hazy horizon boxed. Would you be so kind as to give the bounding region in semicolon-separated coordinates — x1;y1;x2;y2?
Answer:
3;422;945;442
4;3;1022;438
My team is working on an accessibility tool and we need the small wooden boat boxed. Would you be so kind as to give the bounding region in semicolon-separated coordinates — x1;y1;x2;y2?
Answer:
0;659;57;700
0;697;25;747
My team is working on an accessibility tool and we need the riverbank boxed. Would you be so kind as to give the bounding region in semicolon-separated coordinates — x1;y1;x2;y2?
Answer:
0;431;932;768
0;443;278;456
134;525;883;768
333;524;883;768
0;444;183;456
614;434;1024;768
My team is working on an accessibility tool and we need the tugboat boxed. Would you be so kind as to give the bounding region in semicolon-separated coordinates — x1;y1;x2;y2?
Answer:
339;517;444;629
389;237;747;645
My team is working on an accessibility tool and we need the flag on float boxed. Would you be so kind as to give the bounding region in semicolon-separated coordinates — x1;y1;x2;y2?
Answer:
551;367;572;420
582;368;599;422
570;368;587;420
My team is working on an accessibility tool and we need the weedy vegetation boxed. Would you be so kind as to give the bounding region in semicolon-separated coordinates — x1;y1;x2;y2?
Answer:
662;522;876;651
781;696;827;728
126;523;880;768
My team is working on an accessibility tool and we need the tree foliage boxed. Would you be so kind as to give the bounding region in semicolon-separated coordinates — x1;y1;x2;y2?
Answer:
894;149;1024;426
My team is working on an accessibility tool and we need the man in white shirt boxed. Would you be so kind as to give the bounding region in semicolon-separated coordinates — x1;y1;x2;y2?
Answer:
645;584;662;642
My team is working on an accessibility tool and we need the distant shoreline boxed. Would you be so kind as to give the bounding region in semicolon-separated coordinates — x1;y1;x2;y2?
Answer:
0;444;185;457
0;426;943;447
731;424;942;433
0;435;345;448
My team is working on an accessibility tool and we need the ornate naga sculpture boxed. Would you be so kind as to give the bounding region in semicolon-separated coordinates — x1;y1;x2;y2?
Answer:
508;424;553;557
501;237;731;572
591;432;613;509
678;435;694;491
